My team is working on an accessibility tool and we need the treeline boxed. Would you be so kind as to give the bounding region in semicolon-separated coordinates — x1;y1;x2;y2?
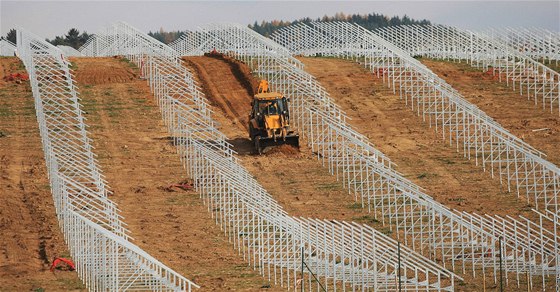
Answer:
1;29;16;44
249;12;431;37
46;28;91;49
147;28;184;45
1;28;91;49
3;11;432;47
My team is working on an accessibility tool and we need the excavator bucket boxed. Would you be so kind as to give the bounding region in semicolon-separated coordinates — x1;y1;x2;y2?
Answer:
254;134;299;154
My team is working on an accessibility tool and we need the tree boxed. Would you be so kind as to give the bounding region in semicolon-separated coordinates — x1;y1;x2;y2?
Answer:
46;28;91;49
4;29;16;44
249;12;431;37
65;28;80;48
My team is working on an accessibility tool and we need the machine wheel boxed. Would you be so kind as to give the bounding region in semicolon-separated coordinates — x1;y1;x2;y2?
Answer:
248;123;254;139
254;136;263;155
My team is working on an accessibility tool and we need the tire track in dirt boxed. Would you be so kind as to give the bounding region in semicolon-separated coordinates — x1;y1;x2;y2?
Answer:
183;56;397;231
183;56;253;133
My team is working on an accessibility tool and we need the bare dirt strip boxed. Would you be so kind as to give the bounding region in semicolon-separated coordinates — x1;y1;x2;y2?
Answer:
0;57;83;291
298;56;536;220
420;58;560;166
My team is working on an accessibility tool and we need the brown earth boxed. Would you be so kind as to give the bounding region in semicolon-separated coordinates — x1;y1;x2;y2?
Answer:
70;57;281;291
298;57;538;220
1;52;548;291
0;57;83;291
420;58;560;166
183;56;386;223
184;56;526;291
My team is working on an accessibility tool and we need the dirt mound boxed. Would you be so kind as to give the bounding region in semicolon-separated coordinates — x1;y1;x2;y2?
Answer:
71;56;138;85
263;144;300;156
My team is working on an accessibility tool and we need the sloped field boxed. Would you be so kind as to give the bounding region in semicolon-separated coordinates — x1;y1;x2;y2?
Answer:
0;57;82;290
420;58;560;165
2;52;557;291
183;55;383;222
65;57;281;290
298;57;535;218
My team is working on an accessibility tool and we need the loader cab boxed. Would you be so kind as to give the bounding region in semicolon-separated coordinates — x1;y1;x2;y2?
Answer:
252;93;289;126
249;80;299;154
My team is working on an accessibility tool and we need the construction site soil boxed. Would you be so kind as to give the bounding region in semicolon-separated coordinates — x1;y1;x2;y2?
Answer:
420;58;560;166
0;57;83;291
68;56;283;291
184;55;387;224
298;57;543;220
1;53;555;291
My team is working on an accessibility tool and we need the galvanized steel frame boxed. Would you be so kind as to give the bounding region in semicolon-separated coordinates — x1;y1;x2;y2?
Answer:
16;28;199;291
81;21;461;291
268;21;559;289
0;38;16;56
482;27;560;62
375;25;560;115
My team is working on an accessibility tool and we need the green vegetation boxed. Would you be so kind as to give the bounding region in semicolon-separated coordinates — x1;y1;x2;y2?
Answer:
250;12;431;37
316;182;342;191
1;29;16;44
352;215;380;224
147;11;432;44
0;107;13;117
118;57;138;69
57;277;86;290
348;202;363;209
416;172;438;179
147;28;184;45
46;28;91;49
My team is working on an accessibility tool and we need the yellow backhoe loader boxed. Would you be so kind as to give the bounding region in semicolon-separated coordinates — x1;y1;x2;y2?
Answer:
248;80;299;154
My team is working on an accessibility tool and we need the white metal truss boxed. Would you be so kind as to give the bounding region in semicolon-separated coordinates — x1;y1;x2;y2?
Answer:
16;28;199;291
273;22;560;214
0;38;16;56
80;21;463;291
481;27;560;63
57;45;83;57
166;21;560;290
374;25;560;115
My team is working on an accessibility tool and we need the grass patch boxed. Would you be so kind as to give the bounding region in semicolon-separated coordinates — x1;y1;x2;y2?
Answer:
316;182;342;191
80;96;98;113
347;202;363;209
57;278;86;290
379;227;392;236
352;215;380;224
165;193;191;206
119;57;139;69
0;107;13;117
132;97;147;104
417;173;428;179
436;157;455;165
416;172;438;179
449;197;465;202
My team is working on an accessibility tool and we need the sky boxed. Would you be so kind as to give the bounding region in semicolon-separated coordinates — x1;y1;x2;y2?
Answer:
1;1;559;39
